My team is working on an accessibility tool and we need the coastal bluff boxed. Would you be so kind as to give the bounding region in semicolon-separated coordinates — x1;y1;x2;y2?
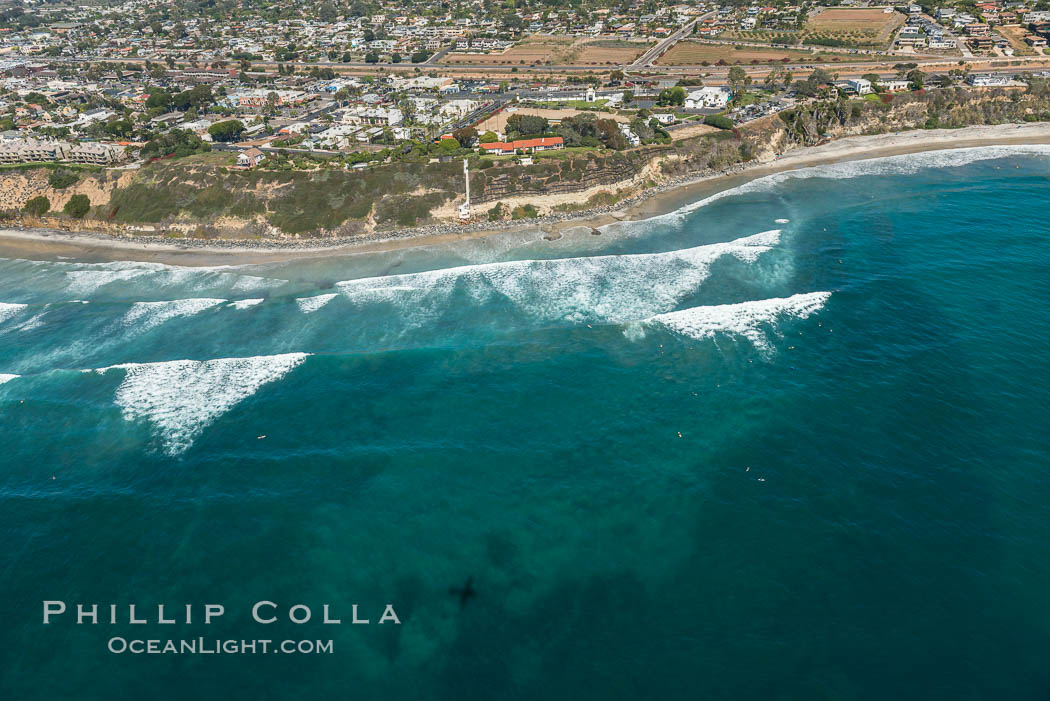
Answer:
2;87;1047;242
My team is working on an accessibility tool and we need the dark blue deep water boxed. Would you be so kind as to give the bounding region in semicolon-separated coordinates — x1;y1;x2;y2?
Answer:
1;146;1049;699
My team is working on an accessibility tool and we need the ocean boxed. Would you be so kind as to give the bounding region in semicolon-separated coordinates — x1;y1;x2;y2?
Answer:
2;145;1049;699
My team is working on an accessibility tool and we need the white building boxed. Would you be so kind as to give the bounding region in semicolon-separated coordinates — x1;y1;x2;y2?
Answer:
685;86;732;110
847;78;873;95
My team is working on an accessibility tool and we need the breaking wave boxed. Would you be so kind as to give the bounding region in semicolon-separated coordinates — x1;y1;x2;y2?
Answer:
335;230;782;325
229;298;264;310
646;291;832;351
296;293;338;314
0;302;29;324
0;373;18;385
100;353;309;455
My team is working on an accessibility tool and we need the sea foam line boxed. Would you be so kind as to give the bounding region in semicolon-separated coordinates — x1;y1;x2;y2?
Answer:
51;259;285;297
98;353;310;456
645;291;832;351
608;144;1050;232
121;298;226;333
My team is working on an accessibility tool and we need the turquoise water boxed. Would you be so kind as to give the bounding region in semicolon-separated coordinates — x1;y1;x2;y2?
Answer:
2;145;1050;699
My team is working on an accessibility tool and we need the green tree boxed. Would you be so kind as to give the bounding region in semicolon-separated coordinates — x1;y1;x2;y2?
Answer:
727;66;749;90
63;194;91;218
145;90;172;110
105;119;133;138
435;138;461;154
318;1;338;22
452;126;478;147
208;119;245;142
47;169;78;189
23;195;50;217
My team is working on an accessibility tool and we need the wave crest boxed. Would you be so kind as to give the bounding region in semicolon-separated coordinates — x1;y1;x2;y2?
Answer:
647;291;832;351
335;230;782;325
102;353;309;455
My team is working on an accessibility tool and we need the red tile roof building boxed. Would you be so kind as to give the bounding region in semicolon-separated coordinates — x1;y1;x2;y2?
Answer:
480;136;564;155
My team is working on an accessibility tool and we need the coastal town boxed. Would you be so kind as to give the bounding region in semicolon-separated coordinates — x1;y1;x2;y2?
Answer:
1;0;1050;232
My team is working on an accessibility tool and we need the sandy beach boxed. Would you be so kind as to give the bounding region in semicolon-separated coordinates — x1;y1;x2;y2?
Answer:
3;122;1050;266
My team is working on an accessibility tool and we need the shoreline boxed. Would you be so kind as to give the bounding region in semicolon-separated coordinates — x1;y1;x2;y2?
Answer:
3;122;1050;266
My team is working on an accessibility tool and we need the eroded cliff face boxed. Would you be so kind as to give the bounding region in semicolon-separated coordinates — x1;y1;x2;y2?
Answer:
0;168;133;213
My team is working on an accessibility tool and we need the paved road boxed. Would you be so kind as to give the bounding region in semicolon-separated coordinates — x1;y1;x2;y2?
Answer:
630;14;707;69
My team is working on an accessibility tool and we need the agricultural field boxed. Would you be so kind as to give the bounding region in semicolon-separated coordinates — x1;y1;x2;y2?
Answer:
441;36;652;66
802;8;904;48
718;8;903;50
656;41;838;66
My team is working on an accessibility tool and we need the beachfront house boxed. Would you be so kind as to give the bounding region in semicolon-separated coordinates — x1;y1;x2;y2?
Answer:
237;147;266;168
846;78;873;95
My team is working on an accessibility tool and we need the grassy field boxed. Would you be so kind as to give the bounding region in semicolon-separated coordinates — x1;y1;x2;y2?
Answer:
657;41;837;65
176;151;238;167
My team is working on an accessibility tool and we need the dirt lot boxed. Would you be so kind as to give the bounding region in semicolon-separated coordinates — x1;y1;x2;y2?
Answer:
442;36;651;66
657;41;834;65
442;37;577;65
997;25;1039;56
574;39;652;65
475;107;630;134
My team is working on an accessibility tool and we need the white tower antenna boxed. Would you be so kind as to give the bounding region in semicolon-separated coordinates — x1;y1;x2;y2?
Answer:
458;158;471;222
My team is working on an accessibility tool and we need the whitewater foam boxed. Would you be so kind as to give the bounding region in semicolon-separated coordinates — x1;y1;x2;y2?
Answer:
229;298;264;310
0;302;28;324
646;291;832;352
103;353;309;455
335;230;783;325
0;373;18;385
296;293;338;314
121;298;225;333
61;260;282;297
